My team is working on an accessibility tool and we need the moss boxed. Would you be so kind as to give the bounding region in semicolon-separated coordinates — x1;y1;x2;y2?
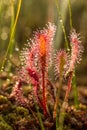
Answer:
0;122;13;130
3;105;29;127
23;85;32;96
5;113;17;125
4;107;30;129
15;106;29;117
0;116;4;122
0;116;13;130
0;95;8;104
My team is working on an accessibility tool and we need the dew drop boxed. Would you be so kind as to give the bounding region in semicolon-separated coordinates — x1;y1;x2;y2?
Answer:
15;47;19;52
60;19;63;23
27;39;29;42
9;54;12;59
7;78;10;83
67;48;70;52
1;69;3;72
4;57;7;61
35;62;37;66
1;66;4;72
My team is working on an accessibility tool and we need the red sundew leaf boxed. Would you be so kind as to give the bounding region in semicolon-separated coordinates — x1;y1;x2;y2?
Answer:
13;22;56;115
33;22;56;71
54;49;70;78
68;29;84;73
10;80;28;107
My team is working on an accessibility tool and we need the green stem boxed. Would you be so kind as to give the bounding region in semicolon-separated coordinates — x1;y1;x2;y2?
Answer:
0;0;3;18
72;72;79;108
53;76;63;129
56;77;63;129
0;0;22;72
55;0;69;50
9;0;15;54
35;103;45;130
68;0;79;108
68;0;73;30
64;72;73;102
57;102;67;130
58;72;73;130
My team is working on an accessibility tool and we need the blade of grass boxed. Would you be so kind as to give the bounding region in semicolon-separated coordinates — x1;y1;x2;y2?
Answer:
57;102;67;130
55;0;79;129
0;0;22;72
35;103;45;130
5;0;15;71
55;1;70;129
56;77;63;130
55;0;69;50
72;71;79;108
68;0;73;30
0;0;3;17
9;0;15;54
68;0;79;108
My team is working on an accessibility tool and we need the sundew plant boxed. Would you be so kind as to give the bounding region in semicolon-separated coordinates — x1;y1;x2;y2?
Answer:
10;23;83;130
0;0;84;130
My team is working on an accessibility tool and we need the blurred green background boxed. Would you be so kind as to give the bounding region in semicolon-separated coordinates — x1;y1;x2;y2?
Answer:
0;0;87;85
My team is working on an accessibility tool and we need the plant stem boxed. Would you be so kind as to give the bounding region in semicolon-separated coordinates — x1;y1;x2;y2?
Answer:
53;76;63;129
9;0;15;54
72;72;79;108
57;77;63;128
68;0;79;109
57;102;67;130
58;72;73;130
35;103;45;130
64;72;73;102
34;96;45;130
42;69;47;115
68;0;73;30
55;0;69;50
0;0;22;72
0;0;3;18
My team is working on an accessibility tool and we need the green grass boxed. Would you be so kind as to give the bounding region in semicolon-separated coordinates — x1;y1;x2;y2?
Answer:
55;0;79;129
0;0;22;72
